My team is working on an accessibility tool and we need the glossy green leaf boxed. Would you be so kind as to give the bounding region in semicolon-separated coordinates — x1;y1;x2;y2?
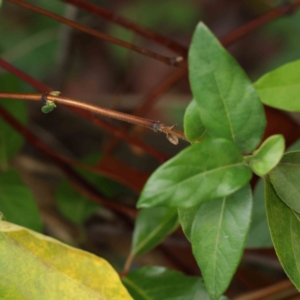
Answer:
184;99;207;143
246;134;285;176
0;74;28;165
254;60;300;111
0;170;42;232
189;22;266;153
122;266;228;300
131;207;178;257
0;220;133;300
265;179;300;290
270;151;300;213
246;179;272;248
190;185;252;300
56;153;128;224
137;138;252;208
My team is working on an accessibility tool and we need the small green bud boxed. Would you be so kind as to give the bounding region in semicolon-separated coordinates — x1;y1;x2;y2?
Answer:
41;101;56;114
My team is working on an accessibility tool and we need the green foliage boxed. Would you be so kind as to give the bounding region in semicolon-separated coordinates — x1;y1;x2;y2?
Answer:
0;74;28;166
270;151;300;213
180;185;252;300
254;60;300;111
265;179;300;290
246;134;285;176
137;138;252;208
56;154;128;224
246;179;272;248
189;23;266;153
184;99;207;143
122;266;228;300
41;101;56;114
131;207;178;257
0;220;133;300
0;170;42;232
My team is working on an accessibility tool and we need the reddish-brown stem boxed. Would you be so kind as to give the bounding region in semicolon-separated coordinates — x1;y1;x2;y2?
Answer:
134;68;188;117
233;279;295;300
62;0;188;57
104;68;188;154
8;0;184;68
0;59;51;93
221;1;300;47
0;106;137;218
0;92;187;143
121;254;134;277
0;58;168;162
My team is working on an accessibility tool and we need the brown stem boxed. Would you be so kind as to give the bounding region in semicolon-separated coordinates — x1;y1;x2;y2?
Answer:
8;0;184;68
0;58;168;162
0;92;187;143
233;279;296;300
0;106;137;218
104;68;187;155
61;0;188;57
221;1;300;47
121;254;134;277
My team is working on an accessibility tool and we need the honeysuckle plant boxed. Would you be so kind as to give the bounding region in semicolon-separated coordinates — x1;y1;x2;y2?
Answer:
129;22;300;300
2;9;300;299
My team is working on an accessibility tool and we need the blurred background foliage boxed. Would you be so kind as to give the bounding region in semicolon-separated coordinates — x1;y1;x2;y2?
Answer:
1;0;300;298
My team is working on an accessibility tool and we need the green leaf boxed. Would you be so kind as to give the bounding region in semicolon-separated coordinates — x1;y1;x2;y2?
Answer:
189;22;266;153
0;170;42;232
246;134;285;176
0;212;5;221
0;220;133;300
270;151;300;213
246;179;272;248
265;179;300;291
131;207;178;257
137;138;252;208
178;206;198;242
190;185;252;300
56;153;128;224
0;74;28;166
287;138;300;152
122;266;228;300
184;99;207;143
254;60;300;111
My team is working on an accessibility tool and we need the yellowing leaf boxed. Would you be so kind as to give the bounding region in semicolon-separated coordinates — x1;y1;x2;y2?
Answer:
0;221;133;300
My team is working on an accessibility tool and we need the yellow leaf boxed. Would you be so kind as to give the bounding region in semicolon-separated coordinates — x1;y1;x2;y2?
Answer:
0;221;133;300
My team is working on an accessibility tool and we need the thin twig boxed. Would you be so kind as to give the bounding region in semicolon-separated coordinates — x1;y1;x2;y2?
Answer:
8;0;184;68
0;106;137;218
0;92;187;143
233;279;296;300
104;68;187;154
221;0;300;47
61;0;188;56
0;58;168;162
